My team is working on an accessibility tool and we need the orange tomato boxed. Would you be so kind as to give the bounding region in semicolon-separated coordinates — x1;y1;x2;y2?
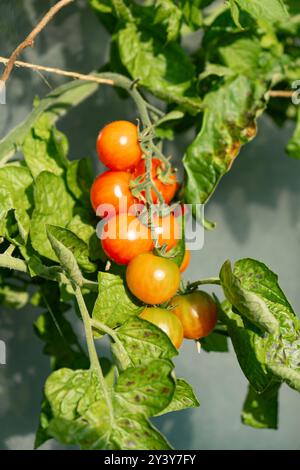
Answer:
90;171;135;214
126;253;181;304
101;214;153;264
96;121;142;171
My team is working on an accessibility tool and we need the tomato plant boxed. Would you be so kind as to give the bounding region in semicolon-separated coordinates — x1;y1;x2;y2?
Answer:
140;307;183;349
0;0;299;453
169;292;217;339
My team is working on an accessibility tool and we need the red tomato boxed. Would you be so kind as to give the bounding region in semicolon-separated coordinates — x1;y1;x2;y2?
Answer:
140;307;183;349
96;121;142;170
169;291;217;339
133;158;178;203
126;253;181;304
101;214;153;265
90;171;135;214
180;249;190;273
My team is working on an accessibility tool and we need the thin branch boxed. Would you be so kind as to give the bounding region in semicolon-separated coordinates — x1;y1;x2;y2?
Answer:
268;90;294;98
1;0;74;83
0;254;28;273
186;278;221;291
0;56;114;86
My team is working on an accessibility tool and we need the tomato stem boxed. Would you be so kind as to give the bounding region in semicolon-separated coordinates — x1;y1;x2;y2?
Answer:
186;277;221;290
74;286;114;422
91;319;133;369
0;254;28;273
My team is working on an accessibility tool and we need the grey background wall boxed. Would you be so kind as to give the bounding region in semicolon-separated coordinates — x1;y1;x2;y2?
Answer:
0;0;299;450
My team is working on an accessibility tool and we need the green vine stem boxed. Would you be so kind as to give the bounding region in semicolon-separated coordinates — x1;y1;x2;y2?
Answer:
74;285;114;421
91;318;132;368
186;277;221;290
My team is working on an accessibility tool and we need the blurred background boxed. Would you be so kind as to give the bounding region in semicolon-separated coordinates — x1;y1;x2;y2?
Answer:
0;0;299;450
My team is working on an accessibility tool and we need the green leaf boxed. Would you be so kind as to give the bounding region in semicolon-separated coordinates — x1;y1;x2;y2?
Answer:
0;80;98;163
66;158;94;208
0;166;33;240
221;300;274;393
156;378;200;415
41;360;174;449
229;0;289;27
179;0;204;30
267;364;300;392
92;271;143;329
116;22;202;113
220;259;280;335
30;172;74;261
183;75;266;206
286;107;300;159
241;382;280;429
33;283;88;370
200;332;229;352
22;114;68;179
115;359;174;416
153;0;183;42
46;225;97;273
112;317;178;368
0;283;29;309
46;227;84;286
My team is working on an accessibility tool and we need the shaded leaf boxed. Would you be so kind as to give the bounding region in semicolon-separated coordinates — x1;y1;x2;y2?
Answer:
241;382;280;429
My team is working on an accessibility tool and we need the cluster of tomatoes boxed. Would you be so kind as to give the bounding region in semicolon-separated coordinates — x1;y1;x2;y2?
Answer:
90;120;217;349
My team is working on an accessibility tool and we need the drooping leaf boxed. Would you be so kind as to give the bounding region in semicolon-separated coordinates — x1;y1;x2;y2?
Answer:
46;227;84;287
183;75;266;206
152;0;183;42
30;172;74;261
241;382;280;429
156;378;200;415
22;114;68;179
220;259;280;335
46;225;97;273
92;271;143;329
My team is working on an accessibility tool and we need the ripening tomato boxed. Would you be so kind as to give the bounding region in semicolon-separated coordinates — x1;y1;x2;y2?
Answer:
169;291;217;339
126;253;181;304
96;121;142;170
153;214;180;251
101;214;153;264
133;158;178;204
180;249;190;273
90;171;135;214
140;307;183;349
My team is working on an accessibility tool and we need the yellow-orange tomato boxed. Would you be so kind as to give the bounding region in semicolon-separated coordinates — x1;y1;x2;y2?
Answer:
153;214;180;252
140;307;183;349
96;121;142;171
169;291;217;339
180;249;190;273
126;253;181;305
90;171;135;214
101;214;153;265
